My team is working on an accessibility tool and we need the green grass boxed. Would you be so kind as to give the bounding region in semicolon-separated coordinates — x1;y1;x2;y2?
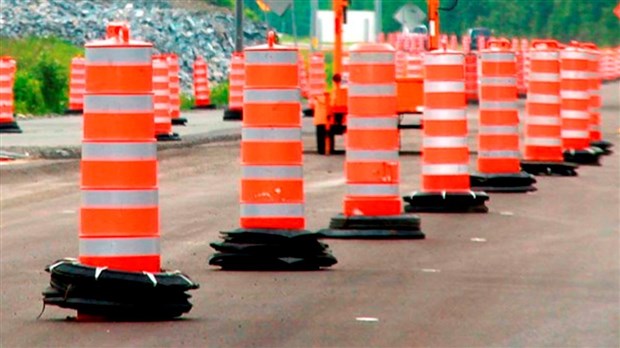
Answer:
0;36;83;115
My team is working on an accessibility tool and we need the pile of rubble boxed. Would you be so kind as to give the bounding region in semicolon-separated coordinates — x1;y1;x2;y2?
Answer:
0;0;268;92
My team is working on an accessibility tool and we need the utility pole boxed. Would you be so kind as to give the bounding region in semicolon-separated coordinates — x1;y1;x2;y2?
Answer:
235;0;243;52
291;0;298;47
310;0;318;51
375;0;382;39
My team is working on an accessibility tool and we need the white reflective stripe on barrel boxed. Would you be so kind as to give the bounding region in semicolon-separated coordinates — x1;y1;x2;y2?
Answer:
422;164;469;175
347;184;399;196
84;95;153;112
349;52;394;63
242;128;301;141
479;101;518;110
80;237;160;256
424;54;464;65
527;93;560;104
526;116;561;125
561;110;590;120
525;137;562;146
528;73;559;82
424;81;465;93
479;125;519;135
560;50;589;60
242;165;303;179
240;203;304;217
348;84;395;97
561;130;589;138
529;51;559;61
480;52;514;62
86;47;152;64
560;90;590;100
560;70;589;79
423;137;468;148
479;77;516;86
244;89;300;102
82;142;157;159
245;51;297;64
590;125;600;131
424;109;466;121
478;150;520;158
347;150;398;161
82;190;158;206
347;116;398;129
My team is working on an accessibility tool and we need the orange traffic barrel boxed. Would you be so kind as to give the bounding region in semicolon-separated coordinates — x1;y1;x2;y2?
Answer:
67;56;85;114
0;56;21;133
403;45;489;212
470;38;536;192
298;53;309;99
520;40;578;176
582;43;613;154
223;52;244;121
303;52;326;117
462;35;471;54
465;52;478;102
166;53;187;126
449;34;458;51
153;54;180;141
521;38;530;93
395;50;407;78
193;56;215;109
559;42;602;165
406;51;423;79
513;38;527;98
209;32;337;270
41;22;198;320
320;43;424;239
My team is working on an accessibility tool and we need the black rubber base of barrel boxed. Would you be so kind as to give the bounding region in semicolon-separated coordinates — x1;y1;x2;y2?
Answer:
520;160;578;176
0;121;22;133
563;147;603;166
403;191;489;213
209;229;337;271
318;214;425;239
191;104;217;110
590;140;613;155
42;258;199;320
65;109;82;115
470;171;537;193
302;108;314;117
171;117;188;126
223;108;242;121
156;132;181;142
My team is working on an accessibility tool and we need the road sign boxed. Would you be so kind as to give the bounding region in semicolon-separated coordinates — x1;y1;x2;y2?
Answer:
614;1;620;19
393;3;426;31
257;0;292;16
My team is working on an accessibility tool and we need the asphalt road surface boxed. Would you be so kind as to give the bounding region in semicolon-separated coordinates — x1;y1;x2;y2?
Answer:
1;82;619;347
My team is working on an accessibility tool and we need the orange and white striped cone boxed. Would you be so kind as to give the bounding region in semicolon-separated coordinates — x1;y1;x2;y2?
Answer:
520;40;578;176
403;46;489;213
582;43;613;154
209;32;337;271
67;56;85;114
166;53;187;126
559;42;603;165
42;22;197;320
0;56;21;133
320;43;424;239
153;54;180;141
192;56;215;109
465;51;478;103
223;52;244;121
469;39;536;192
303;52;326;117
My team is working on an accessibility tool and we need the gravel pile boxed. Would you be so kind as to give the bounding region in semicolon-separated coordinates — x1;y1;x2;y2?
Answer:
0;0;268;92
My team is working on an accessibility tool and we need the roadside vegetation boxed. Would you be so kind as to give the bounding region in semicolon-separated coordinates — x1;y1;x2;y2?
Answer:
1;36;82;115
